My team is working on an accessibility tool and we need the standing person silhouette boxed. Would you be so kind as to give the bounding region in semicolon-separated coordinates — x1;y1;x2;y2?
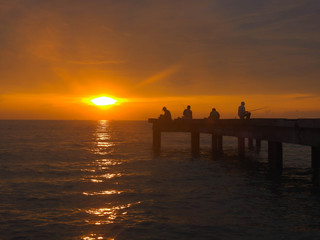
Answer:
238;101;251;119
182;105;192;119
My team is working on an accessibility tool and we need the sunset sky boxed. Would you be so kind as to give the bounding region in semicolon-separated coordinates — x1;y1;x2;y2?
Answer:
0;0;319;120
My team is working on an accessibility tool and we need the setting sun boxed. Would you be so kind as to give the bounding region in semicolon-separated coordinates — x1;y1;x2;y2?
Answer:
90;97;117;106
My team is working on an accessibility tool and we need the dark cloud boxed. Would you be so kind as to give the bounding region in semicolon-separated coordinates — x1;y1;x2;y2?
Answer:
0;0;319;97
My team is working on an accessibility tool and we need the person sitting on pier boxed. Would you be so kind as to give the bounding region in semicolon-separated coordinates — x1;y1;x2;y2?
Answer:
238;101;251;119
208;108;220;121
182;105;192;119
159;106;172;120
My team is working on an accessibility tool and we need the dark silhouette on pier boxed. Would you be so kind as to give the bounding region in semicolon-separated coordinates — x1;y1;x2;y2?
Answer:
159;107;172;120
182;105;192;119
238;101;251;119
208;108;220;121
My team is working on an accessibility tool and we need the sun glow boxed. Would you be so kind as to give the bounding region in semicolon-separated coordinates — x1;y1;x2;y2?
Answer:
90;97;117;106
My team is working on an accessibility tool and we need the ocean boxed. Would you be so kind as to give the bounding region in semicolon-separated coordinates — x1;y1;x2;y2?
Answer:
1;120;320;240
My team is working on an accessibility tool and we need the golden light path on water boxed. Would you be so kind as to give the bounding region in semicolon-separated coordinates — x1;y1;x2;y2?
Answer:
83;234;112;240
80;120;138;240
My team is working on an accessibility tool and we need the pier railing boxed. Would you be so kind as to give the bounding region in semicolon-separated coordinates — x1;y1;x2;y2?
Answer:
148;118;320;170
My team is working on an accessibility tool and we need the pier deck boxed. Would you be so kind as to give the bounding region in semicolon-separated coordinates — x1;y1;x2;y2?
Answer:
148;118;320;170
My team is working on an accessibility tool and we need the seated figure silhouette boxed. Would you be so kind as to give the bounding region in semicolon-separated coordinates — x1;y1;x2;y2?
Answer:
238;101;251;119
208;108;220;121
159;106;172;120
182;105;192;119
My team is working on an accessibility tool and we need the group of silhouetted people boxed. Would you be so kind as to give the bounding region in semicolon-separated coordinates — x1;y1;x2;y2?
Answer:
159;102;251;121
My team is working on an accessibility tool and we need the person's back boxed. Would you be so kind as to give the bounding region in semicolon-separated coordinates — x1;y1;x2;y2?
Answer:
238;104;245;119
163;108;172;120
160;107;172;120
183;105;192;119
209;108;220;121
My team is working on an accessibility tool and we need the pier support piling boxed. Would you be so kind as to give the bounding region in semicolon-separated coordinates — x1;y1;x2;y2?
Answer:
256;139;261;148
217;135;223;153
212;134;223;154
312;146;320;169
148;118;320;181
268;141;283;170
238;137;245;158
256;139;261;152
212;134;218;152
191;132;200;156
248;138;254;149
153;129;161;153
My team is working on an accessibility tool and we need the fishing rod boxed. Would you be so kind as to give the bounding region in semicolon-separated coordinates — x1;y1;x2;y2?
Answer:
249;107;268;112
233;107;268;118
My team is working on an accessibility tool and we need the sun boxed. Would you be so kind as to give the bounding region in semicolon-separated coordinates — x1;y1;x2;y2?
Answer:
90;96;117;106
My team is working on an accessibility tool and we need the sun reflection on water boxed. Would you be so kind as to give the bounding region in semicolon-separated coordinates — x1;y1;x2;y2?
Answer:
81;172;122;183
91;120;115;155
85;203;134;225
81;121;123;183
83;160;122;172
100;173;122;179
83;190;122;196
81;120;131;231
81;120;140;239
96;159;122;166
89;179;104;183
82;234;114;240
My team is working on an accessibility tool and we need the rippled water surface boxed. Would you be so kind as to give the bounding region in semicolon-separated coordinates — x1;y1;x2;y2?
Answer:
1;120;320;240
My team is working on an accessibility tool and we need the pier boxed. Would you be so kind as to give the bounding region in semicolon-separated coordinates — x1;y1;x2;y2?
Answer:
148;118;320;171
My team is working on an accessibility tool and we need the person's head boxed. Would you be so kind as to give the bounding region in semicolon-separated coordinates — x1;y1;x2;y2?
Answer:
187;105;191;109
212;108;216;111
163;106;167;111
241;101;245;105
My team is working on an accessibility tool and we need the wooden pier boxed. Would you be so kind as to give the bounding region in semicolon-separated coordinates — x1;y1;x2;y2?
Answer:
148;118;320;171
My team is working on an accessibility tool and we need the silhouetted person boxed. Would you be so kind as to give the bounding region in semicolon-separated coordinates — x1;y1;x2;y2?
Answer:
209;108;220;121
159;106;172;120
182;105;192;119
238;101;251;119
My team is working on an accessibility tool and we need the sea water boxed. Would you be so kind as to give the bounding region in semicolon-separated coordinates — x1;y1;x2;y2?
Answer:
0;120;320;240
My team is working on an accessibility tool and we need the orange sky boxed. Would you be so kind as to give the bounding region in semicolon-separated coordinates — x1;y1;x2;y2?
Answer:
0;0;319;120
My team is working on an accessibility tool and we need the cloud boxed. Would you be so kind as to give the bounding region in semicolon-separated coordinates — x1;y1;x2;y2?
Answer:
66;60;126;65
0;0;319;98
293;95;318;100
137;64;182;87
